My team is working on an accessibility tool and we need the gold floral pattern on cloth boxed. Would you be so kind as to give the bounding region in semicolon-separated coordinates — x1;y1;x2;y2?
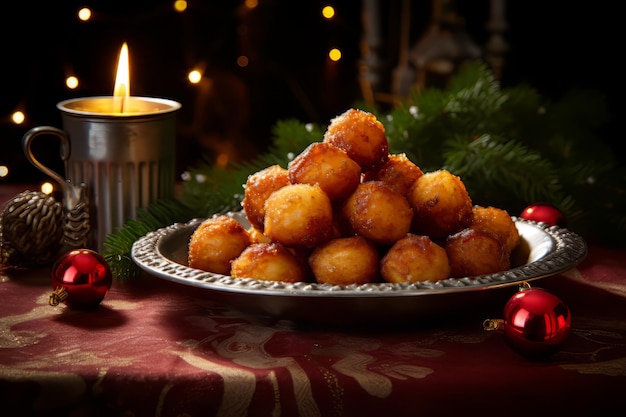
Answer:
559;317;626;377
171;324;444;416
1;247;626;416
0;282;448;415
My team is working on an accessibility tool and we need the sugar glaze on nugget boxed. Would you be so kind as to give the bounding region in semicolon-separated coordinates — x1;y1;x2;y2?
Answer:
188;215;251;275
380;234;450;283
408;169;473;239
446;228;510;277
288;142;361;201
323;108;389;172
309;236;380;285
469;205;520;255
341;181;413;245
242;164;291;231
263;183;333;248
231;242;307;283
362;153;424;196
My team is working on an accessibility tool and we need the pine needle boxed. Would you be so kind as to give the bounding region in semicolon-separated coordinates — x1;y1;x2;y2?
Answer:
103;61;625;280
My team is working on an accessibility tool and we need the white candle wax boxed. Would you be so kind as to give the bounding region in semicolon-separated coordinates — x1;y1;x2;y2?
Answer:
58;96;181;117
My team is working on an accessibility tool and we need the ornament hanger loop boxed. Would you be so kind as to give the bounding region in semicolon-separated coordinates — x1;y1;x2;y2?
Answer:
483;318;505;332
49;286;69;306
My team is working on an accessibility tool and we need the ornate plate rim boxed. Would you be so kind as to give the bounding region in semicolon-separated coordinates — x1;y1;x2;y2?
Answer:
131;212;588;298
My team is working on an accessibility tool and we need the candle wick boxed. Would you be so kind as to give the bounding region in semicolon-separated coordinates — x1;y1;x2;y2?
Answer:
112;95;124;114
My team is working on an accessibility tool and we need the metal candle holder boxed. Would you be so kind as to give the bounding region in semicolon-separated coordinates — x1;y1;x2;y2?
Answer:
22;96;181;251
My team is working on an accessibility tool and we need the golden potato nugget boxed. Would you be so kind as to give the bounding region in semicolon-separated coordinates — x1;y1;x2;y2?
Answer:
242;164;291;231
469;205;520;254
188;215;251;275
362;153;424;196
323;108;389;172
380;234;451;283
408;169;473;239
231;242;306;283
445;228;510;278
288;142;361;201
309;236;380;285
341;181;413;245
247;226;272;244
264;183;334;248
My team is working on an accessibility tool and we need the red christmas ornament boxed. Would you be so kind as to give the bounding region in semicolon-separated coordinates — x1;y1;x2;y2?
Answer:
484;282;571;359
520;203;567;227
49;249;112;310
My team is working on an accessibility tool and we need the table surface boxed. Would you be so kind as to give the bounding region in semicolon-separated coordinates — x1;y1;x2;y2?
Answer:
1;184;626;417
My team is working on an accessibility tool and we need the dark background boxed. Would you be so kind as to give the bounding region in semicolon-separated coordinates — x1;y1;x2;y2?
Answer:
1;1;622;184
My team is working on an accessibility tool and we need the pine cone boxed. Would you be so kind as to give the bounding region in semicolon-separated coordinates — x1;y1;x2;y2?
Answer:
0;191;64;266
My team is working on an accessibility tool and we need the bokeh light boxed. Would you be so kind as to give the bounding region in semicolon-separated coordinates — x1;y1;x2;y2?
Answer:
11;111;25;124
66;76;79;89
173;0;187;13
328;48;342;62
188;70;202;84
41;182;54;195
322;6;335;20
237;55;249;68
216;153;229;167
78;8;91;21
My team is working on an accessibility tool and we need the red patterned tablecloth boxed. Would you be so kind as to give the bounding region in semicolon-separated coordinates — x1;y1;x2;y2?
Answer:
1;244;625;417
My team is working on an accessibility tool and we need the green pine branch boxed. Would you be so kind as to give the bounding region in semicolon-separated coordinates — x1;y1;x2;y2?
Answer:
102;198;197;280
103;61;626;280
443;133;574;215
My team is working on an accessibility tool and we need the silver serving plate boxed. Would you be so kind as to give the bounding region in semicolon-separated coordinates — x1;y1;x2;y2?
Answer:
131;212;587;326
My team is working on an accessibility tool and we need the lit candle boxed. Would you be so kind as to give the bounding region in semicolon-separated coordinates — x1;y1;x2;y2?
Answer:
113;42;130;113
22;42;181;251
61;43;180;116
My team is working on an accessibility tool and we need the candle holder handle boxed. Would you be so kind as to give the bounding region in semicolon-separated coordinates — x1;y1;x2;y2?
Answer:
22;126;83;208
22;127;91;249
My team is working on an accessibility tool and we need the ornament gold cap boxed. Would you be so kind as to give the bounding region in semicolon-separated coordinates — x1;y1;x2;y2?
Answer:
49;286;69;306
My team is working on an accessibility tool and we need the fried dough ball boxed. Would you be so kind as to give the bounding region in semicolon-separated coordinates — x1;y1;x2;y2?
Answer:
231;242;306;283
247;226;272;244
408;169;473;239
188;215;251;275
341;181;413;245
445;228;510;278
469;205;520;254
288;142;361;201
380;234;451;283
362;153;424;196
264;183;333;248
242;164;291;231
309;236;380;285
323;108;389;172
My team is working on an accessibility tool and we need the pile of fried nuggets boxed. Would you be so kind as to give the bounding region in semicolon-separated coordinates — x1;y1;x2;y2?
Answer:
188;108;520;285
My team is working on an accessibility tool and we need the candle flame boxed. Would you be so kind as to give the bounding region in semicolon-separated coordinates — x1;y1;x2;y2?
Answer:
113;42;130;113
